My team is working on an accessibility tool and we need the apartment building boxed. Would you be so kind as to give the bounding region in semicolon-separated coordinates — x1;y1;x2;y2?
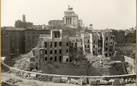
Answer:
32;29;70;64
24;29;51;53
1;29;10;58
69;37;83;52
103;32;115;57
81;31;115;57
1;27;25;56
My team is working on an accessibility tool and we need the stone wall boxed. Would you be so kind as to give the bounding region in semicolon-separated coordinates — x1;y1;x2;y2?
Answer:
1;61;136;85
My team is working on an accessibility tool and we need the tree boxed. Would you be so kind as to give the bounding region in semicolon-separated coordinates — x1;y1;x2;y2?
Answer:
83;60;95;84
69;46;86;61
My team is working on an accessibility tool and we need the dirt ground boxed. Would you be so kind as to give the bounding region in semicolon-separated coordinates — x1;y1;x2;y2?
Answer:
1;72;79;86
1;67;136;86
1;66;79;86
1;72;136;86
40;61;101;76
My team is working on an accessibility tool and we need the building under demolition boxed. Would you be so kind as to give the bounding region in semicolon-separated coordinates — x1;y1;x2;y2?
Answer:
31;29;115;69
32;29;70;65
69;37;83;52
81;31;115;57
16;29;116;71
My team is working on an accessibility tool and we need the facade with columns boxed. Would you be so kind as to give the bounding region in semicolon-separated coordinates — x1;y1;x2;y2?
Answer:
48;6;83;29
63;7;83;28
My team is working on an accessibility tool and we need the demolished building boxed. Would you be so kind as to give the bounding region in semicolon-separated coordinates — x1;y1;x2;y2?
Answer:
31;29;70;69
81;31;115;57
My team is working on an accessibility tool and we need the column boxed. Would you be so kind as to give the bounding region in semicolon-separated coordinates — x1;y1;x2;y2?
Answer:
71;17;73;26
69;18;70;25
66;18;67;24
67;18;68;24
68;18;70;25
67;18;69;24
67;18;68;25
70;18;71;24
64;17;66;24
102;32;105;57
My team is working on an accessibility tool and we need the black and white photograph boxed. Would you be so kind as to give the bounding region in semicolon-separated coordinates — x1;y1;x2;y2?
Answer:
1;0;136;86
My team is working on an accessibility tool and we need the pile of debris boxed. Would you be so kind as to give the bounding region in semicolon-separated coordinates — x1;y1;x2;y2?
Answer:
7;78;22;84
92;58;112;68
14;51;33;71
14;58;30;71
86;54;112;68
2;78;23;86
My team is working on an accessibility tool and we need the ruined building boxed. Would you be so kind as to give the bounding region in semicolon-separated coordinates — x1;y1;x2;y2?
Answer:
32;29;70;64
103;32;115;57
81;31;115;57
69;37;83;52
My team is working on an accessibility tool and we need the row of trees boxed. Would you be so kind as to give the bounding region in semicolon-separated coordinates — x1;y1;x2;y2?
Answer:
111;29;136;43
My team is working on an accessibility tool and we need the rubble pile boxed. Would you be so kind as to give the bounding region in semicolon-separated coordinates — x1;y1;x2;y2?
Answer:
34;75;52;81
19;51;33;59
14;58;30;71
86;54;112;68
14;51;33;71
92;58;112;68
25;81;39;86
6;78;22;85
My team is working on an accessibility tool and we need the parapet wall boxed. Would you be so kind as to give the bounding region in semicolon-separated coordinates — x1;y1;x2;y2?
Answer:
1;61;136;80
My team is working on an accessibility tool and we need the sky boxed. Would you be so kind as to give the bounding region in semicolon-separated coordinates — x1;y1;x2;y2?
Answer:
1;0;136;30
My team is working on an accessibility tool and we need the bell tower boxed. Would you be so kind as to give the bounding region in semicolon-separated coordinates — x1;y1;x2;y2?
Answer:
22;14;26;22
